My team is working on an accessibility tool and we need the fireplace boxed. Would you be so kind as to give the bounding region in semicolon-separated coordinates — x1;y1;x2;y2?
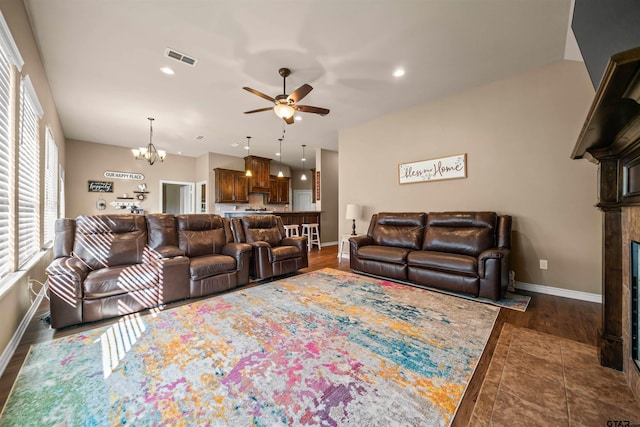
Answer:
633;241;640;370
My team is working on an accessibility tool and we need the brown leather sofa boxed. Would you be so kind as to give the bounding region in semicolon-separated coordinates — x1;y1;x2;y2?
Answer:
231;215;308;280
350;212;512;300
46;213;253;329
176;214;252;296
46;214;190;329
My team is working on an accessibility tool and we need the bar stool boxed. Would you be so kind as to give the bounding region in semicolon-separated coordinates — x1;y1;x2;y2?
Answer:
283;224;299;237
301;223;321;251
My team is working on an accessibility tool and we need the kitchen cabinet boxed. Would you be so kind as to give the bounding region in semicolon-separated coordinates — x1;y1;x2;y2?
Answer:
214;168;249;203
268;176;290;204
244;156;271;193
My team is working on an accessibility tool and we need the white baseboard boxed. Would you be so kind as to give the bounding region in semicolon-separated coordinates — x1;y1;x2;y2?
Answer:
515;281;602;303
0;284;47;379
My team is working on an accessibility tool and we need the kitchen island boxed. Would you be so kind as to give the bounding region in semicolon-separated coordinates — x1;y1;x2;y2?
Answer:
223;210;321;231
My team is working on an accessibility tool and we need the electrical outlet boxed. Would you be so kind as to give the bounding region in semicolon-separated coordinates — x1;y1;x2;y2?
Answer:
539;259;548;270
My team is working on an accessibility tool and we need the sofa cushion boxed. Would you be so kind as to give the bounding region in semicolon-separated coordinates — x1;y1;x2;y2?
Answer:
74;215;148;269
423;212;497;257
189;254;237;280
83;264;158;300
271;245;302;262
371;212;426;250
407;251;477;276
177;215;231;257
357;245;412;264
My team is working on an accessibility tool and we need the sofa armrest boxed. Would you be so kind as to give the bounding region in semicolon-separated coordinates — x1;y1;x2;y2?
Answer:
349;235;374;252
45;256;90;328
152;245;185;259
222;242;253;286
282;236;308;252
478;248;510;275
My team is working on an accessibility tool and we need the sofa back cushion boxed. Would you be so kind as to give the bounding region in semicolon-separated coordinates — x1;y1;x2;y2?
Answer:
146;213;178;249
234;215;284;247
73;214;148;269
370;212;426;250
423;212;497;257
176;214;232;257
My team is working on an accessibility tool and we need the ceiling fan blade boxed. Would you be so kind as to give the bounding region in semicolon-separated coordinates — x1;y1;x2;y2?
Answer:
244;107;273;114
283;115;295;125
243;87;275;103
295;105;330;116
287;84;313;103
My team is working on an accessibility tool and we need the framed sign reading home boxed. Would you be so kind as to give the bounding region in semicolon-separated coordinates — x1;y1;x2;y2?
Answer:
398;153;467;184
88;180;114;193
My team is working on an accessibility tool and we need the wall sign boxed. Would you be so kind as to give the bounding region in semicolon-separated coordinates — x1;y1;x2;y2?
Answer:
104;170;145;181
88;180;114;193
315;171;321;201
398;153;467;184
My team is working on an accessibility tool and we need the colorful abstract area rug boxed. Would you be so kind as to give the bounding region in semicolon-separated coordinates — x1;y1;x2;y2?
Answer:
1;268;499;426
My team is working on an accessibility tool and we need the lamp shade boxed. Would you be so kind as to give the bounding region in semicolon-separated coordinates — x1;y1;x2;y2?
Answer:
345;204;361;220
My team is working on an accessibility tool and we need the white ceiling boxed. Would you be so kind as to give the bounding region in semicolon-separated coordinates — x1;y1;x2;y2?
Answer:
24;0;572;169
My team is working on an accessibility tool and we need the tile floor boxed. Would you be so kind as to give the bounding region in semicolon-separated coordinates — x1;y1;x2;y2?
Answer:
470;324;640;426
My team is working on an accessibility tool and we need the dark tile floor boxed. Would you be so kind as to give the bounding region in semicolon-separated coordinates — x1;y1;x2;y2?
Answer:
470;324;640;426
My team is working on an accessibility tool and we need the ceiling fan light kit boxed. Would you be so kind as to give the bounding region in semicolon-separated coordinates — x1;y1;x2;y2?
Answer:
243;67;330;125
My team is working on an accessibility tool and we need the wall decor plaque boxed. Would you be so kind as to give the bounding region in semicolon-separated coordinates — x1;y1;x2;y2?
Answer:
398;153;467;184
88;180;114;193
104;171;145;181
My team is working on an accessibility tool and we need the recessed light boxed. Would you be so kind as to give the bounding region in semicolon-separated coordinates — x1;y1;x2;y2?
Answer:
178;151;182;155
393;68;405;78
244;146;250;150
295;116;302;121
231;143;239;147
160;66;175;75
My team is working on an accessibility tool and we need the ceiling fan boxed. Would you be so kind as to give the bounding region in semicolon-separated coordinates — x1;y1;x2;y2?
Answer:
243;67;330;125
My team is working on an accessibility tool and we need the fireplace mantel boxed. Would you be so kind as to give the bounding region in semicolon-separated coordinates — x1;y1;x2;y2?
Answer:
572;46;640;370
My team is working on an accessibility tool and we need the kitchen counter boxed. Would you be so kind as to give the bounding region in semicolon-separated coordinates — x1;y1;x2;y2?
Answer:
222;211;322;231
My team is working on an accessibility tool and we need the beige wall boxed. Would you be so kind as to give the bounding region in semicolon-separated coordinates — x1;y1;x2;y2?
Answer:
0;1;66;356
66;139;196;217
318;149;339;243
339;60;600;294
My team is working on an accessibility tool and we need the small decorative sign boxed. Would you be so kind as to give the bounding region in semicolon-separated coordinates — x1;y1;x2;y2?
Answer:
104;170;145;181
398;153;467;184
315;171;321;201
88;180;114;193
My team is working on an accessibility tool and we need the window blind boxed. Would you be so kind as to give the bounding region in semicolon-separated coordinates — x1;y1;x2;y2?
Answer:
0;47;11;279
43;127;57;246
17;77;40;268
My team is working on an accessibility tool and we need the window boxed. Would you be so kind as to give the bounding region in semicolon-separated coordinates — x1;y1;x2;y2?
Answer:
0;47;11;280
43;127;58;246
17;76;42;267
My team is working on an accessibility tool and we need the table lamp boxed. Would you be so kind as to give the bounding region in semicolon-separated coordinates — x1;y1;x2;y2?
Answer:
345;204;362;236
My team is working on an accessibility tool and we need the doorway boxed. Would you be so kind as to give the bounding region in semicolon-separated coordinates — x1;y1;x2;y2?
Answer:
160;180;195;214
293;190;314;211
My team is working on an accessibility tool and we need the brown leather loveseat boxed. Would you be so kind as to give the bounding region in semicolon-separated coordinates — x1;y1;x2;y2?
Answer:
46;213;253;329
46;214;191;329
350;211;512;300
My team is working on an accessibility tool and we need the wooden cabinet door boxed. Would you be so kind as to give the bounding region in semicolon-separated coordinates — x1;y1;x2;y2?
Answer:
277;178;290;204
245;156;271;192
215;169;235;203
268;176;278;204
234;173;249;203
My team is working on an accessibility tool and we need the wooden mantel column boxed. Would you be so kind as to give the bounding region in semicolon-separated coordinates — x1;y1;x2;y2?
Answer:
597;158;623;370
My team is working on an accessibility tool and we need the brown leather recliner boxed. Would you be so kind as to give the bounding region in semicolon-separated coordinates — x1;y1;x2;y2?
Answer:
230;215;308;280
176;214;252;296
350;211;512;300
46;214;190;329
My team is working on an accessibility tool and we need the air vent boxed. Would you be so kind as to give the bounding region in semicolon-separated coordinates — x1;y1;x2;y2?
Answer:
164;48;198;67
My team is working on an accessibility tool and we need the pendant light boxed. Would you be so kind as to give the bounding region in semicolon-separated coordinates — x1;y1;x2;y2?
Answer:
300;144;307;181
277;138;284;178
132;117;167;165
245;136;252;177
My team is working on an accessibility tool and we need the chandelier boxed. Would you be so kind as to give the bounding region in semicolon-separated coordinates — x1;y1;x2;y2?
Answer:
132;117;166;165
